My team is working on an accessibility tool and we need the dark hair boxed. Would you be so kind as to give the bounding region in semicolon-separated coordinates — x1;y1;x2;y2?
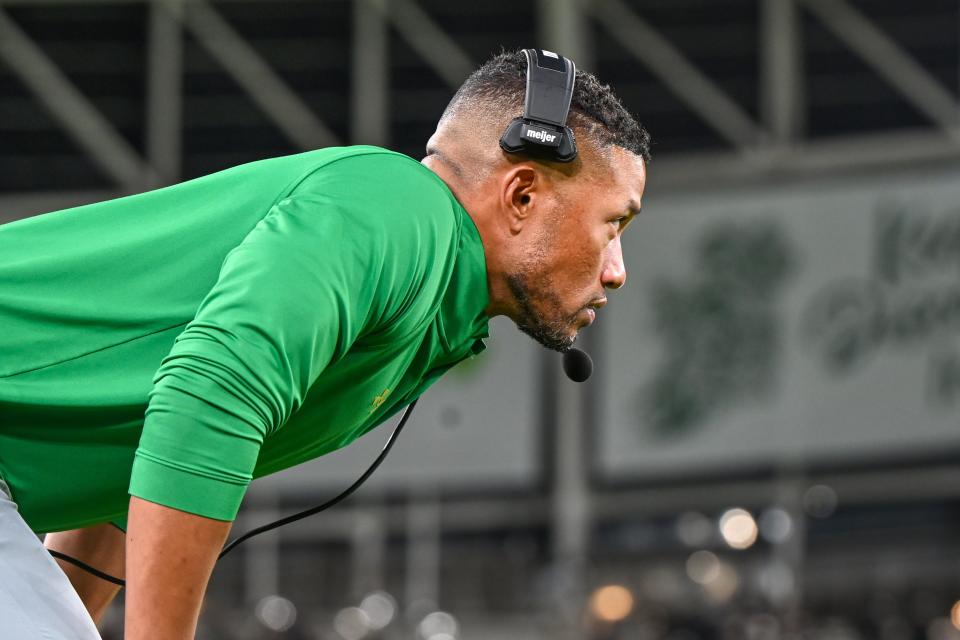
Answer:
446;49;651;163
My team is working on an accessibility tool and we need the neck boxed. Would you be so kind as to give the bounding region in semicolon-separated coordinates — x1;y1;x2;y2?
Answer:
422;151;515;320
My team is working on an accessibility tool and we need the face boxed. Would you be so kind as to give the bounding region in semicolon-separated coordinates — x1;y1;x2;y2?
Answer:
507;147;647;351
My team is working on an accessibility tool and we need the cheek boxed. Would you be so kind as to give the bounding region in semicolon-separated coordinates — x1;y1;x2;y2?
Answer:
555;242;606;291
576;232;613;275
539;225;609;289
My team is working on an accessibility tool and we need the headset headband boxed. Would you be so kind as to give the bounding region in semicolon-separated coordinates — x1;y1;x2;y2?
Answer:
499;49;578;163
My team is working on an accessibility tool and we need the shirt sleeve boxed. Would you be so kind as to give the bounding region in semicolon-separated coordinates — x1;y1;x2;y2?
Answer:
129;182;402;520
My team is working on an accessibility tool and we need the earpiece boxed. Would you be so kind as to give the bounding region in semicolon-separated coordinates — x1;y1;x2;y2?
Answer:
499;49;578;163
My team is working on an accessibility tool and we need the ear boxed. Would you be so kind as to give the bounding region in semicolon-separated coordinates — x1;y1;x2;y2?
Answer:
500;165;539;235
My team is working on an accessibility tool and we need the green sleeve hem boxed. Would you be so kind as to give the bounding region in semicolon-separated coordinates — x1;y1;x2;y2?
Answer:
128;452;247;522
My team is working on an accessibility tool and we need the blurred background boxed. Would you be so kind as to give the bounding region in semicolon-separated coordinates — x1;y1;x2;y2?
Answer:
3;0;960;638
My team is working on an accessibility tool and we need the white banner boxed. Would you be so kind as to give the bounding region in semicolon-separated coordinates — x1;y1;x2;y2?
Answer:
599;166;960;479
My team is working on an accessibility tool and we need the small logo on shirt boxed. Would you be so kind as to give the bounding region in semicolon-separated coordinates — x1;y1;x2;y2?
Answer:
370;388;392;414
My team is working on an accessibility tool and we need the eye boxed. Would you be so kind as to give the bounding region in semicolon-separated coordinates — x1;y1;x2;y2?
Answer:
612;216;629;231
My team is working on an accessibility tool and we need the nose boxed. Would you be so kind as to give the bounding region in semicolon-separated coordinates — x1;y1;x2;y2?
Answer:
601;235;627;290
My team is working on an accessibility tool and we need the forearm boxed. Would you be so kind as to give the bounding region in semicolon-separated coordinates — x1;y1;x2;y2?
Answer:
125;495;232;640
44;522;126;625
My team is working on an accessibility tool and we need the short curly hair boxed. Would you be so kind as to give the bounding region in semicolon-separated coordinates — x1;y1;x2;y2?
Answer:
445;49;651;163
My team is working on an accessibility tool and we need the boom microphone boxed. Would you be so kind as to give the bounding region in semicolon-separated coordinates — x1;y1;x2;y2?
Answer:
562;347;593;382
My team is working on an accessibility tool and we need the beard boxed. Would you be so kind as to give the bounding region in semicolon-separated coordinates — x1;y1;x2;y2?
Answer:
506;269;581;352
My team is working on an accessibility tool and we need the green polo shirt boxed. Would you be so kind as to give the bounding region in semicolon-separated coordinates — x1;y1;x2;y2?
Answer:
0;146;490;533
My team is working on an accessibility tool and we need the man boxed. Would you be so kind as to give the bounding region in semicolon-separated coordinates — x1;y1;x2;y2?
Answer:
0;50;649;638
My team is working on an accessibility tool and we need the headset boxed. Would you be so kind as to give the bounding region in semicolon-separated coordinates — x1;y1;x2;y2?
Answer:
499;48;578;163
49;47;581;588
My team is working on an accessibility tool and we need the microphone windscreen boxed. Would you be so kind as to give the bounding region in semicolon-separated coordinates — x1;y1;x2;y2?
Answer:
562;348;593;382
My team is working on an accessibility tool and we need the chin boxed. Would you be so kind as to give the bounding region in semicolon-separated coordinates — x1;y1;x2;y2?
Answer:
513;308;581;352
527;326;576;353
557;326;580;349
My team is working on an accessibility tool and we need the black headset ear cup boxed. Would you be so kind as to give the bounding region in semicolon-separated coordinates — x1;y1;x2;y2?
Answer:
499;118;529;155
555;126;578;163
499;48;579;163
499;120;578;163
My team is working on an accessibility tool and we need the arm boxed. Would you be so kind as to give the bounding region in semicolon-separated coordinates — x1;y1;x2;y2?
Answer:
124;158;432;635
124;497;231;640
44;522;126;625
122;194;377;635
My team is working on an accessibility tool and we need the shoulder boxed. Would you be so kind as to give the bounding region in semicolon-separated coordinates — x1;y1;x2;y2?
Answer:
286;146;463;249
291;146;455;207
280;148;467;337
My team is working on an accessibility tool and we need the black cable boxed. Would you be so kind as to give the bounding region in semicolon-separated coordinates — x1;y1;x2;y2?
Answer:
47;400;418;588
48;548;126;587
218;399;417;558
